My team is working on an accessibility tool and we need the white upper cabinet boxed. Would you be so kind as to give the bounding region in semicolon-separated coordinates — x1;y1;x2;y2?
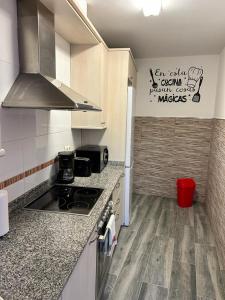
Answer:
71;43;108;129
40;0;99;45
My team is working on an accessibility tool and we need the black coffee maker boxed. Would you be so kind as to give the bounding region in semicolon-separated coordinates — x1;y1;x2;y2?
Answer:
57;151;75;184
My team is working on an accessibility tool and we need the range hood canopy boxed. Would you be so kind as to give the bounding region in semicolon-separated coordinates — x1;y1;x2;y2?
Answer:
2;0;101;111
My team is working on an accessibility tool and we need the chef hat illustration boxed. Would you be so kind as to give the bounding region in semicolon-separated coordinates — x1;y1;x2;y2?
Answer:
187;67;203;88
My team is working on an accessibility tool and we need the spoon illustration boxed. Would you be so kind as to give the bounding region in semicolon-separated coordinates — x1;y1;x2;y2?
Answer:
192;76;203;103
150;69;158;89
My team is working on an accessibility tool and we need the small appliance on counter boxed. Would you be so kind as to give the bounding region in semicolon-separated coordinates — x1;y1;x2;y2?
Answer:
74;157;92;177
75;145;108;173
57;151;75;184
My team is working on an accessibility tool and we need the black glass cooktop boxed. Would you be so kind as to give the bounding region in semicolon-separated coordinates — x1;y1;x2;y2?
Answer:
25;185;103;215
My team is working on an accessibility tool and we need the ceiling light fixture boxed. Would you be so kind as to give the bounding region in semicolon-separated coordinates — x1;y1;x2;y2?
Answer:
142;0;162;16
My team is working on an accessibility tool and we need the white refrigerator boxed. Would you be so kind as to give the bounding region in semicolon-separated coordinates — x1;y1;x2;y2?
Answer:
124;84;135;226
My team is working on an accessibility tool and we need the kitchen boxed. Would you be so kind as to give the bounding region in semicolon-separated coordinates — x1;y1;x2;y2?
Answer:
0;0;225;299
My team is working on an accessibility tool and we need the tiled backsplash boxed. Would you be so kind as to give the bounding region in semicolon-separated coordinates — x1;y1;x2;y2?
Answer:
0;1;81;202
207;119;225;269
0;159;55;190
134;117;212;202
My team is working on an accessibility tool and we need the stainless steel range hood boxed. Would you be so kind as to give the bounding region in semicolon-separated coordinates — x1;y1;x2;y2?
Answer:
2;0;101;111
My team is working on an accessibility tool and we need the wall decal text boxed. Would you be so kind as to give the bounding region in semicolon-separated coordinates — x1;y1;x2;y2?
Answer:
149;66;204;103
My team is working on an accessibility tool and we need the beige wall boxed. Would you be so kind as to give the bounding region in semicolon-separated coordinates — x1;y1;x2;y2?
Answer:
135;55;218;118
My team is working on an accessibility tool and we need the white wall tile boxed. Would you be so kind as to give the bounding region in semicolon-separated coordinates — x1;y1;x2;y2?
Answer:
20;110;49;139
0;109;52;143
0;60;19;103
35;111;50;136
0;0;19;65
48;111;71;134
72;130;82;149
6;180;25;203
22;130;81;180
24;167;52;193
55;33;70;86
22;135;49;170
0;107;23;142
22;130;81;171
0;140;23;182
0;0;81;203
48;131;76;153
48;34;72;134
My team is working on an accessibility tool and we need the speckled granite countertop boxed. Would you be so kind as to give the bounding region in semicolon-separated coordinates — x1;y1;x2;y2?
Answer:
0;165;124;300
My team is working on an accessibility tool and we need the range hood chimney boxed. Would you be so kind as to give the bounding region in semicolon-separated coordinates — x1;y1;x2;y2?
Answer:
2;0;101;111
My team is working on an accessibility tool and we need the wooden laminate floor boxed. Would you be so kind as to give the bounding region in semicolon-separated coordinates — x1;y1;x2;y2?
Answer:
101;194;225;300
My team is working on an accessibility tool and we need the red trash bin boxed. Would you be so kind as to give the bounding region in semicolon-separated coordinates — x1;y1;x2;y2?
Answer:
177;178;196;208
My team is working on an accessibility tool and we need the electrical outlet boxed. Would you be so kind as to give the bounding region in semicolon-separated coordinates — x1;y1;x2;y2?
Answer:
0;149;6;157
64;145;71;151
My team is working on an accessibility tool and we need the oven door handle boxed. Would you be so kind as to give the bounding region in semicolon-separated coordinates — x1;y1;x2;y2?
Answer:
98;228;109;243
89;225;110;244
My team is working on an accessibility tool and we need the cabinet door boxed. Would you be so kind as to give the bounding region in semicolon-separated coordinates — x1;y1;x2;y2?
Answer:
71;110;104;129
71;43;108;129
87;229;97;300
80;50;137;160
62;228;97;300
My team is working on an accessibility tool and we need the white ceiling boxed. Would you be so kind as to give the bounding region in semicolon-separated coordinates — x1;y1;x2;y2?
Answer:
87;0;225;58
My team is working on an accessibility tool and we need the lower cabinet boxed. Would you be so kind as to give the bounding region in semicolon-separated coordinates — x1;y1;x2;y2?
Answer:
61;227;97;300
60;175;124;300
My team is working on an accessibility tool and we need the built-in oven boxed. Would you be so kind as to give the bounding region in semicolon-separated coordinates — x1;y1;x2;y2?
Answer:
96;197;113;300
